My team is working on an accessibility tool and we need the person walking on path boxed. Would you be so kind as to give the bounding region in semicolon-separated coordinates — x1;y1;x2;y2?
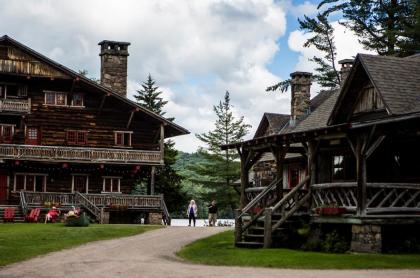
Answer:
208;200;218;227
187;200;198;227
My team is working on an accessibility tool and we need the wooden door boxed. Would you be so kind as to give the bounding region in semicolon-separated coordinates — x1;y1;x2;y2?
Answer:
0;175;8;203
26;127;40;145
73;176;88;193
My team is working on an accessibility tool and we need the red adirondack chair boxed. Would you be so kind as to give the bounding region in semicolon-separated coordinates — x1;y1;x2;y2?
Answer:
26;208;41;222
3;207;15;222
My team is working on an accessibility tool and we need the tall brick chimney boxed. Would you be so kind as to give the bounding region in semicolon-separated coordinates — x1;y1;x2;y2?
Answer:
290;71;312;125
338;59;354;86
99;40;130;97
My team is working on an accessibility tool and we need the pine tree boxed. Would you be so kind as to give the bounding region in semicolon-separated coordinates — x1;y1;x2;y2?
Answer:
135;74;168;116
267;12;340;92
319;0;420;56
191;91;251;217
299;12;341;89
134;75;186;213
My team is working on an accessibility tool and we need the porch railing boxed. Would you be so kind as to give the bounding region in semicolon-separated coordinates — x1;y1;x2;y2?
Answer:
0;98;31;113
311;182;420;215
0;144;162;164
84;194;162;208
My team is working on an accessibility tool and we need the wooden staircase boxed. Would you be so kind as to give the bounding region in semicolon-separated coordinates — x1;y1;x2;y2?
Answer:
235;176;311;248
0;205;25;223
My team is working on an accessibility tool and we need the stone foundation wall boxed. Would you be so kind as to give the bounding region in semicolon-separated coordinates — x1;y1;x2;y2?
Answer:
351;224;382;253
148;212;162;225
100;209;110;224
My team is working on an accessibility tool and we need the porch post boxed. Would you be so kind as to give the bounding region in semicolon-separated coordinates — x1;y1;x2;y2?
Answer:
271;145;287;200
307;140;318;186
356;136;367;216
150;166;156;195
239;148;249;209
160;124;165;164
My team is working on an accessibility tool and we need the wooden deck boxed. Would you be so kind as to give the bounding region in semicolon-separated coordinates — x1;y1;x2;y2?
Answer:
18;191;170;224
0;144;163;164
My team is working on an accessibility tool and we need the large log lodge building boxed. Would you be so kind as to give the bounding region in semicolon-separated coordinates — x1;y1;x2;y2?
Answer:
0;35;188;224
224;53;420;252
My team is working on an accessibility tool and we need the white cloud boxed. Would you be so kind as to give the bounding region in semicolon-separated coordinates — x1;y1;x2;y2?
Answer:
0;0;290;153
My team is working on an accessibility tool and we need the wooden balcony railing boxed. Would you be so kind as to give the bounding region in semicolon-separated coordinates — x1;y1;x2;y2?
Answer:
0;144;163;164
84;194;162;208
311;182;420;215
0;98;31;113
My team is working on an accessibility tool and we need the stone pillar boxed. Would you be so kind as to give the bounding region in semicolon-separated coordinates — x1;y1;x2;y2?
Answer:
290;71;312;125
100;208;110;224
350;224;382;253
148;212;163;225
99;40;130;97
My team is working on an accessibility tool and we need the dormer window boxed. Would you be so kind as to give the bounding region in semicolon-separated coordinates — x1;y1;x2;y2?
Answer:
353;87;384;113
71;93;84;107
44;91;67;106
114;131;132;147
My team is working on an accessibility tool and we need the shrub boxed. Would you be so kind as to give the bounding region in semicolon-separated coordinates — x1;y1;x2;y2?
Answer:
321;230;349;253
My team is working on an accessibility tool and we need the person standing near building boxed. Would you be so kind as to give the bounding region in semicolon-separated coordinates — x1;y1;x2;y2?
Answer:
187;200;198;227
208;200;218;227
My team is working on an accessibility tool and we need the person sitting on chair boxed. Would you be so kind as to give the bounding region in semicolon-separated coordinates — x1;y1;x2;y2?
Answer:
44;206;60;224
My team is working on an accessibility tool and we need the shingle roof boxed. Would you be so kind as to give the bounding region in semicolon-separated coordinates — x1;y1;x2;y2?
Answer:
359;54;420;115
265;113;289;133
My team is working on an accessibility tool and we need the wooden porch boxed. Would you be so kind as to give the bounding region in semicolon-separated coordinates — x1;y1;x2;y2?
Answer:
0;144;163;165
18;191;171;225
0;98;31;113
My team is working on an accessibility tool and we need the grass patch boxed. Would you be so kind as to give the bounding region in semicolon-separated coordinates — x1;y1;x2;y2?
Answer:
177;231;420;269
0;223;160;266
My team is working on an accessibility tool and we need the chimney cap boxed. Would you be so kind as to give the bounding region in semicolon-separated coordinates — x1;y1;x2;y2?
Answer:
338;59;354;65
290;71;312;78
98;40;131;46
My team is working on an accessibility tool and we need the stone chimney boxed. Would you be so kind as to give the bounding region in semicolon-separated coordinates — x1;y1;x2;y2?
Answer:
99;40;130;97
290;71;312;125
338;59;354;86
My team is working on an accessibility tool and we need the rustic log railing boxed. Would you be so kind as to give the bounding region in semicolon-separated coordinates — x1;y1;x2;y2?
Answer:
74;192;101;220
84;194;162;208
235;178;282;244
311;182;420;215
161;198;171;225
264;176;311;247
20;192;165;223
0;98;31;113
0;144;162;164
19;191;28;215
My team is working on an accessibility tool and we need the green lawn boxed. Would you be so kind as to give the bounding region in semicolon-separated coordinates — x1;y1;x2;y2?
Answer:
177;231;420;269
0;223;160;266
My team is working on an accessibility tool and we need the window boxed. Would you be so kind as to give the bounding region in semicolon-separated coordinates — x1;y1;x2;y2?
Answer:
102;177;121;193
71;93;84;107
114;131;132;147
44;91;67;106
13;174;47;192
332;155;345;181
26;127;40;145
288;167;300;188
0;84;27;98
0;125;14;143
66;130;87;145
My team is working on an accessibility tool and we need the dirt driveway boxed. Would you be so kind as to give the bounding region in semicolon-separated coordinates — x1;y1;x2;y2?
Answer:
1;226;419;278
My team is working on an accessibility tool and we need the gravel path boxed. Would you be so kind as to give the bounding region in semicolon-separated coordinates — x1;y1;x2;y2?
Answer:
1;226;419;278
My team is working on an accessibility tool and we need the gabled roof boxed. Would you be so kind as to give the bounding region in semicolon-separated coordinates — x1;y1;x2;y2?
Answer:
253;113;289;138
329;53;420;125
0;35;189;138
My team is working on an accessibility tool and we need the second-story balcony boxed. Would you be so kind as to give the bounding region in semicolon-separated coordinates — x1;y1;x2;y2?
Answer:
0;98;31;113
0;144;163;165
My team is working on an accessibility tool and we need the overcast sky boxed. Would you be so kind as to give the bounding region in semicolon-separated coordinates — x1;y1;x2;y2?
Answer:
0;0;372;152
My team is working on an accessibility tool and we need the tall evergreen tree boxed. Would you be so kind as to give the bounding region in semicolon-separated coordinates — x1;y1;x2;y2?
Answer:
267;12;340;92
135;74;168;116
319;0;420;56
191;91;251;217
134;75;186;213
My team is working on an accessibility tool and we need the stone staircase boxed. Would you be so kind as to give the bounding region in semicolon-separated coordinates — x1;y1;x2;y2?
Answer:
0;205;25;223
